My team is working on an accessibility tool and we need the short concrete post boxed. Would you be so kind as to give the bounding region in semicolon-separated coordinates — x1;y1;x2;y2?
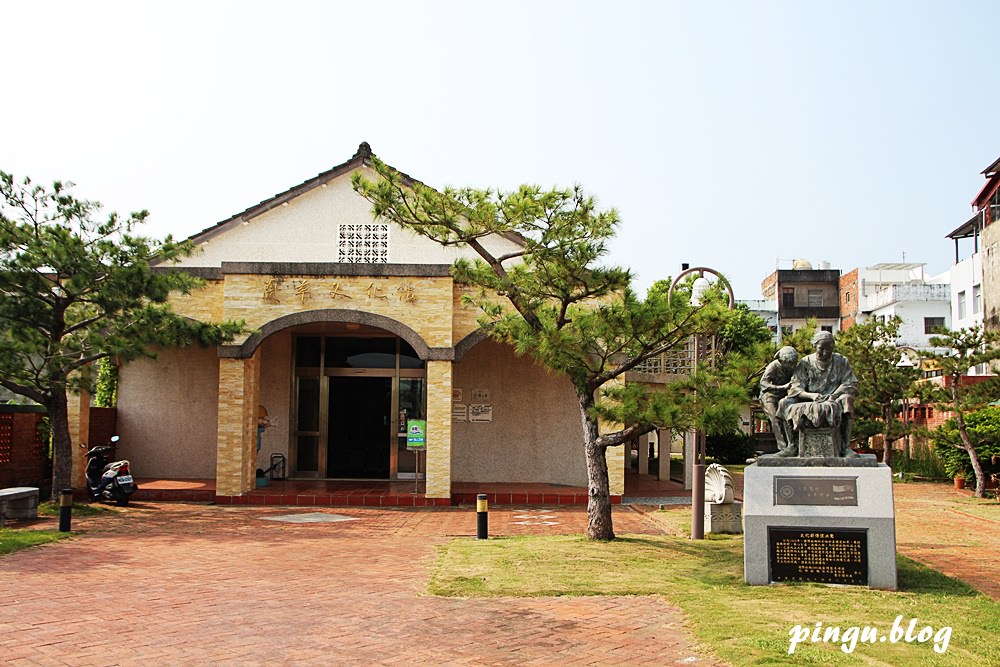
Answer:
476;493;488;539
59;488;74;532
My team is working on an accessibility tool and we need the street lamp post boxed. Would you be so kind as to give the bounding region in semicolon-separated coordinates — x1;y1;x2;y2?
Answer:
895;346;921;459
668;266;735;540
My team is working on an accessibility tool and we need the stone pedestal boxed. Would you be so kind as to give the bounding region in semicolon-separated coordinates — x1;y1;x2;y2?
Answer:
705;501;743;534
743;460;897;590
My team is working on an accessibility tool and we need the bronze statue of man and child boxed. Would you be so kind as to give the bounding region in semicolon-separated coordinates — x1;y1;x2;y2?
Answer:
759;330;860;460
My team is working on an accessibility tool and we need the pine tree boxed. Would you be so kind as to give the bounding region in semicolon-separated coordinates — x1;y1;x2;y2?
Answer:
0;172;244;499
353;159;751;539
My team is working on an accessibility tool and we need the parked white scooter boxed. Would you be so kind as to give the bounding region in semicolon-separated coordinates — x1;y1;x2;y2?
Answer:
83;436;138;506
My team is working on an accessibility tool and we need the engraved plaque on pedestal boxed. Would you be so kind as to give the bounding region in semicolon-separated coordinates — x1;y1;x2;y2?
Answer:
774;477;858;506
768;527;867;585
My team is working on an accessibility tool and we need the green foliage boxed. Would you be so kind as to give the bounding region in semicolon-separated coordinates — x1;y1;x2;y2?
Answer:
717;303;773;355
836;317;921;460
353;158;753;539
890;440;948;479
921;326;1000;495
353;159;744;443
93;357;117;407
930;408;1000;479
0;171;246;497
705;430;757;464
0;529;69;556
780;317;819;355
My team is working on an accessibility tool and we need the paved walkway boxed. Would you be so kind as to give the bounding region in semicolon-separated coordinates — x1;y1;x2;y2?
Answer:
892;481;1000;600
1;482;996;666
0;504;725;666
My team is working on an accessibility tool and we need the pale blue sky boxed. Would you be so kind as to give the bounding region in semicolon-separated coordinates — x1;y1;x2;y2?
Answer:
3;1;997;298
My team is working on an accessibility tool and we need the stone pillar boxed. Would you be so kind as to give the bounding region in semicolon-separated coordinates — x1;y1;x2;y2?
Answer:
424;360;452;499
638;433;650;475
66;379;91;490
683;431;696;490
657;428;671;480
216;353;260;496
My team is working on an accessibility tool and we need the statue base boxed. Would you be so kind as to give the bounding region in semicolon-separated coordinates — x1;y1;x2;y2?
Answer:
743;462;897;590
756;454;878;468
705;500;743;534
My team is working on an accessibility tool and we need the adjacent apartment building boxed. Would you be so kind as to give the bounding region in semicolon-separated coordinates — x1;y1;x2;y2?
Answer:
760;260;841;336
839;263;951;351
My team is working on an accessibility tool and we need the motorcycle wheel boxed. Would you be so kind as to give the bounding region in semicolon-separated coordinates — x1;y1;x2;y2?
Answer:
115;495;130;507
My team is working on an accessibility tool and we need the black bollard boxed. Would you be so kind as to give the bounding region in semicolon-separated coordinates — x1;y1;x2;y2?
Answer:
476;493;488;539
58;488;73;532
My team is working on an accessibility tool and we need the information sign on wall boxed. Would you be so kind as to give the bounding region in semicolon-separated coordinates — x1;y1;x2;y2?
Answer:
469;404;493;422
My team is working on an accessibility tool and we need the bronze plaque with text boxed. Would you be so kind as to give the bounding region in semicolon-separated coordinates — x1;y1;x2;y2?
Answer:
768;527;868;585
773;476;858;506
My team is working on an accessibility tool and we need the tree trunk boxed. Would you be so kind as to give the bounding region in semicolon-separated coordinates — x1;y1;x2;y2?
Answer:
578;391;614;541
881;404;893;466
957;425;988;498
46;387;73;503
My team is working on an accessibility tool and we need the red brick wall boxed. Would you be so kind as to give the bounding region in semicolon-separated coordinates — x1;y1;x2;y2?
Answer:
0;411;48;488
839;269;859;330
88;407;118;450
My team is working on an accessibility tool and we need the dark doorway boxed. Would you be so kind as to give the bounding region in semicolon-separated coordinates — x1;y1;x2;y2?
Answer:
328;377;391;478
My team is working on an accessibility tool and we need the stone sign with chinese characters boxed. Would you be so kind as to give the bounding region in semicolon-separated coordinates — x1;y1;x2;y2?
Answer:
259;275;421;306
773;476;858;506
768;528;868;585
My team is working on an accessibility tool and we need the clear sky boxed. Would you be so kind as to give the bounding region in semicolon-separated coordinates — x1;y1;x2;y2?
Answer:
3;1;997;299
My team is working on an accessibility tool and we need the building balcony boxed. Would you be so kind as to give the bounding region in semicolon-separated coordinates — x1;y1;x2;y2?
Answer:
863;284;950;310
778;305;840;320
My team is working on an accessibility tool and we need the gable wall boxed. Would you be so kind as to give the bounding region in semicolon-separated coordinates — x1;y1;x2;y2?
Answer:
174;170;522;269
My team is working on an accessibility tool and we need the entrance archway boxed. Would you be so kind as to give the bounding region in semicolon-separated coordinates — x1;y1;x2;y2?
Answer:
291;329;426;480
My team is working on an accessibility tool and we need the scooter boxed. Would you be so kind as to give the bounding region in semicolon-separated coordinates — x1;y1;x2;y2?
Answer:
83;436;138;506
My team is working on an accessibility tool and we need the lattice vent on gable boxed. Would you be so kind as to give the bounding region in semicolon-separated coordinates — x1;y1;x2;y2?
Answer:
338;223;389;263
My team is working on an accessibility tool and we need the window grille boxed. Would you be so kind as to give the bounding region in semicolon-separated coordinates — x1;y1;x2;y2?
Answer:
632;338;709;376
338;224;389;263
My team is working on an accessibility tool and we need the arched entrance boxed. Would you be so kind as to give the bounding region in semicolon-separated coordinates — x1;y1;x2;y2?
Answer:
291;326;426;479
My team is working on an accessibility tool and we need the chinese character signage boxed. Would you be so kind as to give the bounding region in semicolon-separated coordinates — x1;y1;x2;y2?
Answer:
773;477;859;506
406;419;427;450
768;527;868;585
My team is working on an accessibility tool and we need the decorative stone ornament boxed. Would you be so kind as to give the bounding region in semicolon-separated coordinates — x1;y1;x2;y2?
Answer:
704;463;742;534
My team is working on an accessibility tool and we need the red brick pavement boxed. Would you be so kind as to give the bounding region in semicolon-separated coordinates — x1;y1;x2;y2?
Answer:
892;482;1000;601
0;504;726;666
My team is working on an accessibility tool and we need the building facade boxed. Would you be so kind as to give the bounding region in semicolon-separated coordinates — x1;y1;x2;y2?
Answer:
760;260;841;336
115;144;629;501
839;263;951;351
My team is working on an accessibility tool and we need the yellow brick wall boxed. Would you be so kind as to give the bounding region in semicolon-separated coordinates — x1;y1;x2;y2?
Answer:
424;360;452;498
216;274;456;347
215;354;260;496
170;280;226;322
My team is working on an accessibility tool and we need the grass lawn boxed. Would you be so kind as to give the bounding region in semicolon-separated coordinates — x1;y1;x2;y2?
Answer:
0;502;113;556
947;496;1000;521
430;516;998;666
0;529;69;555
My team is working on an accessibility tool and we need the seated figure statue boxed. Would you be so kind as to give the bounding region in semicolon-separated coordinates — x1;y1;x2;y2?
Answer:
776;331;858;457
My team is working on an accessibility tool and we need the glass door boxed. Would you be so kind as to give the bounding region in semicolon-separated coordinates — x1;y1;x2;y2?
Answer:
396;378;426;479
328;376;392;478
291;334;426;479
